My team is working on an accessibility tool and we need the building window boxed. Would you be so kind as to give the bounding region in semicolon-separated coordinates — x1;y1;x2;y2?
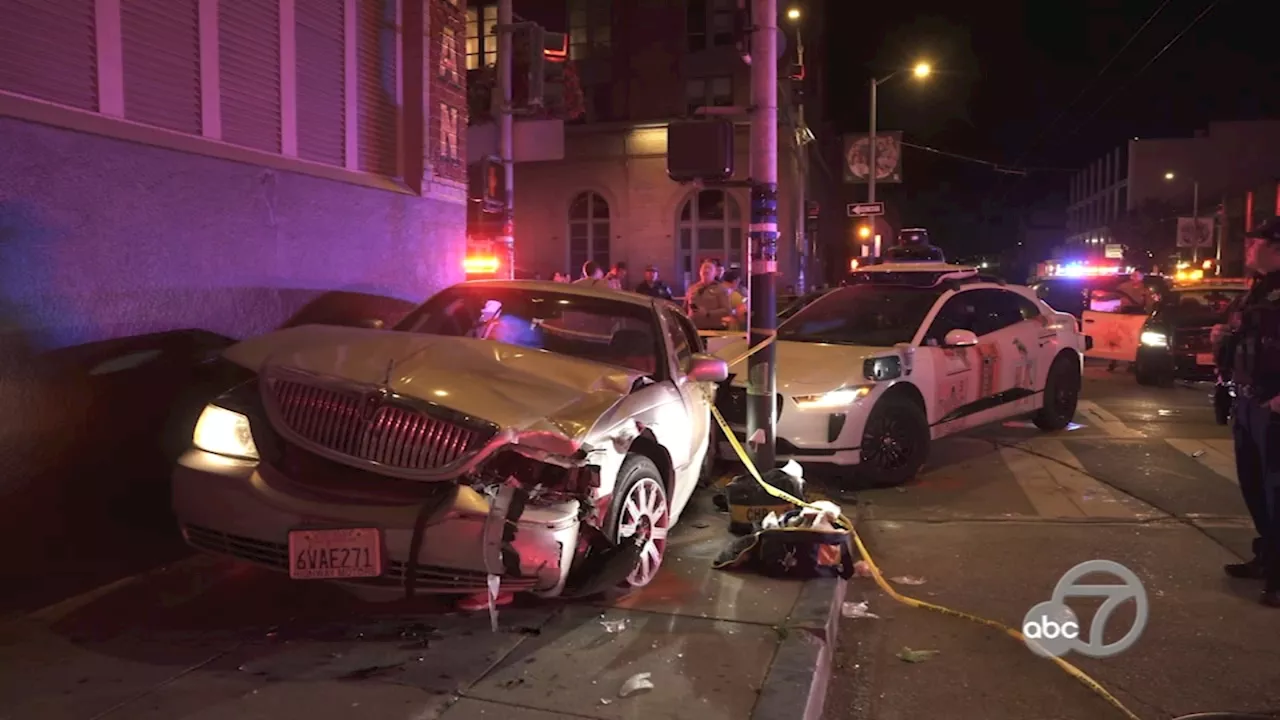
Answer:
568;0;610;60
677;189;743;291
687;0;736;52
569;191;611;276
684;76;732;115
466;3;497;70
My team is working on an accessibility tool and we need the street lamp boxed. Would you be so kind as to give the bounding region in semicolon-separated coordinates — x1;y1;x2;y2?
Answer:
868;61;932;215
1164;171;1208;266
786;7;800;20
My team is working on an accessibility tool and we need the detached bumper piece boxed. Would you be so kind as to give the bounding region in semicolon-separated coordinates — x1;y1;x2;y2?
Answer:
558;526;645;599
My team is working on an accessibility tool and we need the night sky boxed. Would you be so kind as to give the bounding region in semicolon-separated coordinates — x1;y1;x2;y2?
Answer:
822;0;1276;257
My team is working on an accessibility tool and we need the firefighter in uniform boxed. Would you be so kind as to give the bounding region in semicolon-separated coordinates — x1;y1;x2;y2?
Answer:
1214;217;1280;606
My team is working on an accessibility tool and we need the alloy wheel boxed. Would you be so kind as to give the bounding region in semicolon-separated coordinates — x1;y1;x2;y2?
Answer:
616;476;670;587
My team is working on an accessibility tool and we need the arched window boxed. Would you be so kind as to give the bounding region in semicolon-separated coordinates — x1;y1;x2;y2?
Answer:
568;191;610;276
677;189;743;289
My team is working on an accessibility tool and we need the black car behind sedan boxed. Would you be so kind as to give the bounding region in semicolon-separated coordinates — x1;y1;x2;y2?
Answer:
1133;280;1248;386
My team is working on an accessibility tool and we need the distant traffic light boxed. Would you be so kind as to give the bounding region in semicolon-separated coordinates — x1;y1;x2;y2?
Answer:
857;225;872;240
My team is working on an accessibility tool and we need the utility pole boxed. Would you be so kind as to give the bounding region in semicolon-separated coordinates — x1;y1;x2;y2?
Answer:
497;0;515;278
867;78;878;206
746;0;779;471
793;20;807;295
1191;180;1200;265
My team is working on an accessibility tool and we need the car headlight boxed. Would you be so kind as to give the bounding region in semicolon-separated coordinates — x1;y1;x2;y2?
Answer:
192;404;259;459
1139;331;1168;348
793;385;873;410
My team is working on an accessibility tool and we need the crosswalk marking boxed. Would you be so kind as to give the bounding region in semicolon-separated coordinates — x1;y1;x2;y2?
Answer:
1000;439;1150;519
1076;400;1145;438
1166;438;1238;485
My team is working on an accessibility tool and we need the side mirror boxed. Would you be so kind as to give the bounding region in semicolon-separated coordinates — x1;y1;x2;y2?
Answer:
687;353;730;383
944;329;979;347
357;318;385;330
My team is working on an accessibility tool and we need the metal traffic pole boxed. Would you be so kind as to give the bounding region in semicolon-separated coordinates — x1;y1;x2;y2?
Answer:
746;0;779;471
497;0;515;278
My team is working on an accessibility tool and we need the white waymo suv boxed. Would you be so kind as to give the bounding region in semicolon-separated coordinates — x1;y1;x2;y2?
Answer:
713;263;1087;486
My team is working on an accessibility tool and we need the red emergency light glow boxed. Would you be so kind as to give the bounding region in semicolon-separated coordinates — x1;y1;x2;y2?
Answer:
464;255;500;274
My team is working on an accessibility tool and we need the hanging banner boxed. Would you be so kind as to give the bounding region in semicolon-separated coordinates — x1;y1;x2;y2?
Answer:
1175;217;1214;248
843;131;903;184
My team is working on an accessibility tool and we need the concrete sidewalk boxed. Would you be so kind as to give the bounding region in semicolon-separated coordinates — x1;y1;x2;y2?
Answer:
0;493;846;720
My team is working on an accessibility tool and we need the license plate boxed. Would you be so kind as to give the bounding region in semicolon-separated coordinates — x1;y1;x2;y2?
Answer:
1195;353;1214;366
288;528;382;580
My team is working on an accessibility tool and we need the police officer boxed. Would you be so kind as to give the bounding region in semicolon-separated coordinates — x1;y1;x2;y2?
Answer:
1213;217;1280;606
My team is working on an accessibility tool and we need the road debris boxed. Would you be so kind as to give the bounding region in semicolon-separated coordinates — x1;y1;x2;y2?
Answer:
619;672;654;698
890;575;926;586
1192;449;1206;458
897;647;940;663
854;560;874;577
600;618;629;633
841;601;880;619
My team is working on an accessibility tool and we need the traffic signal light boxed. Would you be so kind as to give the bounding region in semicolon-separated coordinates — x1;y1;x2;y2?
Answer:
857;225;872;240
520;25;568;111
469;155;505;212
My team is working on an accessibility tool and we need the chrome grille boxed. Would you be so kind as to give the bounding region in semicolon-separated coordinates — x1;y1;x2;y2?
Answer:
265;376;485;470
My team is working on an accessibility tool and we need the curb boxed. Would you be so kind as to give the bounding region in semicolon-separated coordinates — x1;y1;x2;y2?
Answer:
750;510;856;720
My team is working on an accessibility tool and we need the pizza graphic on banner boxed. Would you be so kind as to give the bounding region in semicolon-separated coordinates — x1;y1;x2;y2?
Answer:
977;343;1001;399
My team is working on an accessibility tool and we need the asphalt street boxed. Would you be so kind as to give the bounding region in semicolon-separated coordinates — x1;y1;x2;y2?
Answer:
824;362;1280;720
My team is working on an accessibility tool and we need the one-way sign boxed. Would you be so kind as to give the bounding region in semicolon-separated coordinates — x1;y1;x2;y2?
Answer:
847;202;884;217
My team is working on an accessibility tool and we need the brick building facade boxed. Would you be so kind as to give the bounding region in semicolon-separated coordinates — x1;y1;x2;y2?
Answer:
466;0;817;293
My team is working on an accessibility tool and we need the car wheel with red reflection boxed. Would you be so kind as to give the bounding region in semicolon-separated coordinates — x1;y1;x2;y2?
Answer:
604;455;670;589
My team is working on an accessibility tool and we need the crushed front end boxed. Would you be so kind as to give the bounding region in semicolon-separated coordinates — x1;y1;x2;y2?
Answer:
172;365;626;599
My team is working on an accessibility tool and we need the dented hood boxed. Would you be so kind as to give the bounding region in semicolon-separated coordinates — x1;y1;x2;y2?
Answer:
223;325;644;440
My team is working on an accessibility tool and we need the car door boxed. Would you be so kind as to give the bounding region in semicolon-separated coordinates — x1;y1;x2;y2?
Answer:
921;289;1039;432
658;306;712;473
1082;291;1147;362
978;289;1056;397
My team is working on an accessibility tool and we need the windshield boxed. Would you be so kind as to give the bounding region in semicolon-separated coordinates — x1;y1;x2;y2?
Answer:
395;286;663;376
778;290;829;320
884;244;945;262
1166;288;1245;317
778;285;943;346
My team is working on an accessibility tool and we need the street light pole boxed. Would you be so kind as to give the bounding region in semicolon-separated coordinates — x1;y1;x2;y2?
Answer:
498;0;515;279
746;0;779;472
792;14;806;294
868;78;878;207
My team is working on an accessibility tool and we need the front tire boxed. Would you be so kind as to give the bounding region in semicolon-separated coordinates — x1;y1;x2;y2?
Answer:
603;455;670;589
858;395;930;487
1034;353;1082;431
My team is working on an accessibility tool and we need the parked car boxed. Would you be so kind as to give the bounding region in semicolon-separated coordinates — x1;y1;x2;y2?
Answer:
713;263;1087;486
1134;279;1248;386
172;281;728;599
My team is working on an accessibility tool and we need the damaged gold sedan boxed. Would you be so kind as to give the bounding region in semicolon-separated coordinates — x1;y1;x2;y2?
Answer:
172;281;728;602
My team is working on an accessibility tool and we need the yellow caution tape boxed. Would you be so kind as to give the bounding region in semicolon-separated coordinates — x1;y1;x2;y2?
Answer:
709;402;1143;720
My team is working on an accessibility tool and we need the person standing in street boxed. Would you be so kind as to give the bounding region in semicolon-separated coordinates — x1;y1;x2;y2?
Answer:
605;261;629;291
634;265;673;300
1213;217;1280;606
573;260;610;288
719;269;748;330
686;259;743;330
